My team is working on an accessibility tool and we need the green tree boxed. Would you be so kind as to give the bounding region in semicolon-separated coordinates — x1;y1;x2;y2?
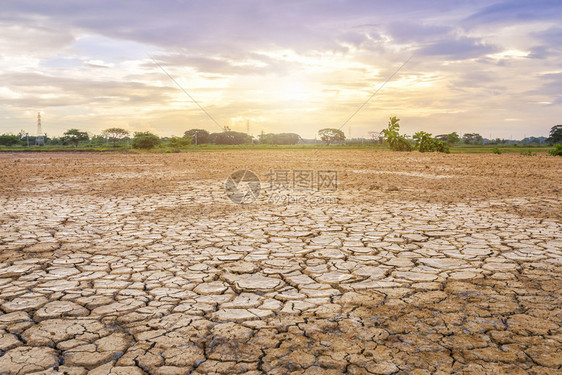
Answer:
167;136;192;149
102;127;130;147
275;133;300;145
549;143;562;156
132;132;161;149
184;129;210;145
447;132;460;145
546;125;562;144
258;132;274;144
318;128;345;146
381;117;412;151
209;131;251;145
89;135;108;147
48;137;62;145
0;134;21;146
462;133;483;145
62;129;89;147
258;133;301;145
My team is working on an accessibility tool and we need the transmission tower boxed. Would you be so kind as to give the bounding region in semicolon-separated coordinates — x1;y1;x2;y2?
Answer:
35;112;45;145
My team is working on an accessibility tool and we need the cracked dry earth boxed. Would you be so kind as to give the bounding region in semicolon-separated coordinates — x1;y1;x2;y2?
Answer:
0;151;561;375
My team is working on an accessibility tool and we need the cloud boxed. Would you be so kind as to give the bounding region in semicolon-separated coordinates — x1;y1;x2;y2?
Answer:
463;0;562;26
148;52;297;76
527;46;552;59
0;21;75;55
533;27;562;48
0;0;560;138
418;36;499;60
0;71;174;108
524;72;562;103
386;23;452;44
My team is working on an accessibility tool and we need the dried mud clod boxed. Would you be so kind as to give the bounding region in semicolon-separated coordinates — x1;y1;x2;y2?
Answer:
0;151;560;374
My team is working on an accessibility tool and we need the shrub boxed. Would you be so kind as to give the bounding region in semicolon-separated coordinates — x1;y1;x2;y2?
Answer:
413;131;450;153
392;136;413;151
166;136;192;149
519;150;536;156
549;143;562;156
382;117;412;151
0;134;21;146
132;132;161;149
492;147;502;154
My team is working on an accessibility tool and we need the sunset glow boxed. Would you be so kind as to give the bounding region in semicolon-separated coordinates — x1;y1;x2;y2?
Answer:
0;1;560;138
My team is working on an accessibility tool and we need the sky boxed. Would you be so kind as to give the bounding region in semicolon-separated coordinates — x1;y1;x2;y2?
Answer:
0;0;560;139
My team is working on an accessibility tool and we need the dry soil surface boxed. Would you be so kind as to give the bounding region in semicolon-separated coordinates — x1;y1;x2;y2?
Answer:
0;151;560;375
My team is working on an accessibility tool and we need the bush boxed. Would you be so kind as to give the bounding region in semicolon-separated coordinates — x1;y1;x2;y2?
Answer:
0;134;21;146
166;136;192;149
382;117;412;151
492;147;502;154
392;136;413;151
413;131;450;153
549;144;562;156
519;150;536;156
132;132;161;149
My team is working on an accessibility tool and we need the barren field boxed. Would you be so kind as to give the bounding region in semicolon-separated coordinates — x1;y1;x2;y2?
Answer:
0;151;561;374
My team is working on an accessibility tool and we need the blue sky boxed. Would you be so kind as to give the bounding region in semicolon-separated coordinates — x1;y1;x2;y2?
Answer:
0;0;560;138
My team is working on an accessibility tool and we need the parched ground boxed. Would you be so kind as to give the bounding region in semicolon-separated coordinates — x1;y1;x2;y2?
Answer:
0;151;560;375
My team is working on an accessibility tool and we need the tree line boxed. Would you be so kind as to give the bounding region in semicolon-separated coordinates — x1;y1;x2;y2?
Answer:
1;123;560;151
0;128;303;149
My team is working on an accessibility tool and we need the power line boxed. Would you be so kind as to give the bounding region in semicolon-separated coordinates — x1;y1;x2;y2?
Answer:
150;55;225;131
339;54;414;130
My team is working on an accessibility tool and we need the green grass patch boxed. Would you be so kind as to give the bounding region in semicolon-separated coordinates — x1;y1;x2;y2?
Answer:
0;143;555;154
